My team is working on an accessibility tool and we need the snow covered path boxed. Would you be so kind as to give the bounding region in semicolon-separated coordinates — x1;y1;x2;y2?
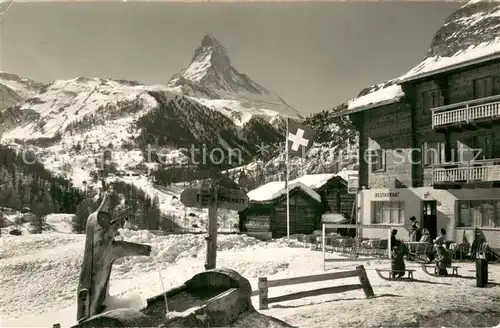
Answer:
1;231;500;327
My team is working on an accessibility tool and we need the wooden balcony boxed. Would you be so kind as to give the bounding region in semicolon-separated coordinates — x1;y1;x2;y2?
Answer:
432;163;500;185
432;95;500;131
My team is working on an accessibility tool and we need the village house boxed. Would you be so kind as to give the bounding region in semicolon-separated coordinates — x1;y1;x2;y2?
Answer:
238;170;357;239
331;46;500;253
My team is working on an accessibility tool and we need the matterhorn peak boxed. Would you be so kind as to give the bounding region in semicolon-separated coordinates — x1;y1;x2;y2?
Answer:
167;34;303;119
200;34;228;56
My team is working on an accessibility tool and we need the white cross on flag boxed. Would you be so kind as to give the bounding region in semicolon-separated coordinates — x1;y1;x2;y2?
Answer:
287;118;316;158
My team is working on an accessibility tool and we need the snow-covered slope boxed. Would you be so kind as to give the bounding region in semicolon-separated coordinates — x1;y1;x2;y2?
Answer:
0;38;306;190
2;230;500;328
0;71;44;112
400;0;500;82
0;36;304;186
1;77;165;141
168;34;303;122
1;208;75;235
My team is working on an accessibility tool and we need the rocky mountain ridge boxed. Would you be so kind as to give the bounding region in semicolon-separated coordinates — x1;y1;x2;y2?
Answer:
168;34;302;121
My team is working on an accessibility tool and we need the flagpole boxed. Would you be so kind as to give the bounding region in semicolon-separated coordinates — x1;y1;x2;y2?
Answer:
285;117;290;242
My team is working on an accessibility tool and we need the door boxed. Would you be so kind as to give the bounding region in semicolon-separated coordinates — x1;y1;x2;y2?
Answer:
472;134;494;161
422;201;437;241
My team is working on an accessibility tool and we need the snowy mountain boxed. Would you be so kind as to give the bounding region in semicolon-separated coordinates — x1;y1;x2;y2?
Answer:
0;33;313;183
168;34;303;122
0;71;44;112
0;35;310;229
427;0;500;59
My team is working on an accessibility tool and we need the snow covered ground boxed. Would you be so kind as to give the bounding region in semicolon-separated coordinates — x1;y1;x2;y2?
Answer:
1;230;500;328
1;212;76;236
0;176;240;237
111;176;240;231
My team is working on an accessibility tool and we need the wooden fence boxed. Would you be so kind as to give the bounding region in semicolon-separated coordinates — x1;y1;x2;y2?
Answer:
257;265;374;310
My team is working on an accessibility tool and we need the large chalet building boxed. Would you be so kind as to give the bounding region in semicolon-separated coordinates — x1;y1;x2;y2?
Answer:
333;50;500;252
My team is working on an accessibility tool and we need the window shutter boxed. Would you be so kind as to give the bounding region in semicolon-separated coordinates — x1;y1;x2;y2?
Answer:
493;76;500;94
487;77;494;97
439;142;446;164
371;151;376;172
422;143;428;166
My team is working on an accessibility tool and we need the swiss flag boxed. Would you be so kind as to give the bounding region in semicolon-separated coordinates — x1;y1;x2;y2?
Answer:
287;118;316;158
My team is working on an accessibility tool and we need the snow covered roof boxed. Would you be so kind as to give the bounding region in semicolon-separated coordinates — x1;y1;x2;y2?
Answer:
248;181;322;203
332;37;500;115
247;171;357;203
338;37;500;114
346;83;404;112
291;174;338;189
321;213;348;223
398;38;500;83
330;81;404;118
336;169;358;183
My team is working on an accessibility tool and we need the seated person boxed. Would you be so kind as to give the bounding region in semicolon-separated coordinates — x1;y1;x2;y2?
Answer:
390;229;400;248
420;229;431;243
391;242;409;278
435;245;452;276
434;228;446;247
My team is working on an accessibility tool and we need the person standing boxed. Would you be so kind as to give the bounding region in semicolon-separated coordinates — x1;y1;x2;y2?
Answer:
421;228;434;263
409;217;422;242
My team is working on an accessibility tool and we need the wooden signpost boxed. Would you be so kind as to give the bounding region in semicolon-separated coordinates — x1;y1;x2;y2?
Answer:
180;180;249;270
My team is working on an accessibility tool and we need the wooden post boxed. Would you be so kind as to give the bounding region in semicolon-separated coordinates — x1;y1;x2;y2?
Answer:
322;223;326;271
258;277;268;310
355;265;375;298
205;180;219;270
387;228;392;260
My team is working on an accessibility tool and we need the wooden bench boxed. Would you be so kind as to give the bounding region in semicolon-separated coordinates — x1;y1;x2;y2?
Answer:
422;264;460;276
406;242;434;262
376;268;415;280
438;265;460;276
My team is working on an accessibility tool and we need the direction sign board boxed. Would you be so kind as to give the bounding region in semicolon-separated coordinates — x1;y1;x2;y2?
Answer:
179;187;249;211
216;187;249;211
179;188;207;208
180;183;250;270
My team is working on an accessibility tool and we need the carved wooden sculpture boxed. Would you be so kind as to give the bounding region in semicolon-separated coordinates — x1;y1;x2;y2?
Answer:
77;191;152;322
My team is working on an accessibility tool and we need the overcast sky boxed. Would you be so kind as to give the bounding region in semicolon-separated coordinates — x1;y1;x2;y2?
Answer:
1;2;462;115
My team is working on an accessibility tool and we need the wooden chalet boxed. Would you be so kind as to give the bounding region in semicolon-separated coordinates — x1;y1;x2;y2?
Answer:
329;23;500;254
238;171;357;239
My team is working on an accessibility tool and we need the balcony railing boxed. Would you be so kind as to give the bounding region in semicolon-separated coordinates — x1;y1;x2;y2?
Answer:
432;95;500;129
432;164;500;184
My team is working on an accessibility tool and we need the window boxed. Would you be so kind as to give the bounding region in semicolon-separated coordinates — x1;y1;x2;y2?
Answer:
473;77;494;99
423;142;445;166
372;201;404;224
422;89;442;111
456;199;500;228
245;216;270;230
370;148;386;172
